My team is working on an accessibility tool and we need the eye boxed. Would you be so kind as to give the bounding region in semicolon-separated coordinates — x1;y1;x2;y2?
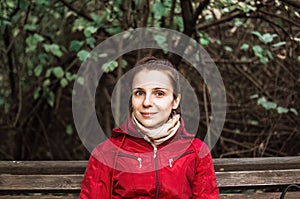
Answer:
134;90;144;96
154;90;165;97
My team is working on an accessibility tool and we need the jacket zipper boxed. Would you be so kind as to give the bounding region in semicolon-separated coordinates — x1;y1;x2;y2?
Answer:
154;146;159;199
117;152;142;168
168;150;194;168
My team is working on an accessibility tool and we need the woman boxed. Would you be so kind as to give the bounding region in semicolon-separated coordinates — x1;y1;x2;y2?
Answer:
79;56;219;199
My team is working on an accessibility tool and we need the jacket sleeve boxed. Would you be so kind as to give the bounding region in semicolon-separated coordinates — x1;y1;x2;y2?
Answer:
79;154;111;199
192;144;220;199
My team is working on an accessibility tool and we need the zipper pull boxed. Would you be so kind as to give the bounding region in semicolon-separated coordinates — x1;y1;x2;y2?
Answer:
169;158;173;168
137;157;142;168
153;146;157;159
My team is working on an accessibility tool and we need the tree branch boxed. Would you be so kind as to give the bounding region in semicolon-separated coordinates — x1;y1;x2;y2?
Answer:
280;0;300;9
59;0;93;21
193;0;210;24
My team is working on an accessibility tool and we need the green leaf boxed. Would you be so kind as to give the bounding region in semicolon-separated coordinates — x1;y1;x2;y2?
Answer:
297;56;300;63
77;50;90;62
46;91;55;107
26;33;44;52
24;24;37;31
257;97;277;110
252;45;263;57
38;53;48;64
200;37;209;46
45;68;52;78
120;59;128;68
106;26;121;35
272;41;286;47
99;53;108;58
66;72;76;81
154;35;168;53
102;61;118;73
69;40;83;52
86;37;96;48
43;79;51;88
252;31;262;38
261;33;277;44
290;108;298;116
60;78;68;88
224;46;233;52
33;87;41;100
260;56;269;64
43;44;63;57
250;94;259;99
77;76;84;85
20;0;29;10
152;1;165;19
66;124;74;135
247;120;259;126
34;64;43;77
52;66;64;79
277;106;289;114
84;26;98;37
240;43;249;51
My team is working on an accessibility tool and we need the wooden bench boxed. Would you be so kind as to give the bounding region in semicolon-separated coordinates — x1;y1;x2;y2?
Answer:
0;157;299;198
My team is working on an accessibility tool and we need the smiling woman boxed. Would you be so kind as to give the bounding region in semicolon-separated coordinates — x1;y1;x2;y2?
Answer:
79;56;219;199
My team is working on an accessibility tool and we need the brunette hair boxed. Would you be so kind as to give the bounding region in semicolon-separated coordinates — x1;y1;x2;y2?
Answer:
129;56;181;116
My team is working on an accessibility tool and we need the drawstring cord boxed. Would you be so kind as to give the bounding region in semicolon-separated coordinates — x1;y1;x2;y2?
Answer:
110;135;126;199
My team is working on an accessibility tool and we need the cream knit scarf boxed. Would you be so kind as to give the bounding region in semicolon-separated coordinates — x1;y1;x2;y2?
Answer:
131;113;180;146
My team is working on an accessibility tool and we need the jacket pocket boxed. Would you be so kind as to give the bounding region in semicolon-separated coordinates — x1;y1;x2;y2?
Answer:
118;152;143;168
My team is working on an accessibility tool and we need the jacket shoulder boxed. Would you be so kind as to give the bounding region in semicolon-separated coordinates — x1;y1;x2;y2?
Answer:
191;138;211;159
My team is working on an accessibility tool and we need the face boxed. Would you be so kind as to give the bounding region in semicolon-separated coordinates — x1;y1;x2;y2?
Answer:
131;70;181;129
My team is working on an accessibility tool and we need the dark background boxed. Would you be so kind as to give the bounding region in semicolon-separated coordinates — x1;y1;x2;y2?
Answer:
0;0;299;160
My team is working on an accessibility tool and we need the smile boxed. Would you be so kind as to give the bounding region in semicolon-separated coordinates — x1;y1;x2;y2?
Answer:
140;112;157;117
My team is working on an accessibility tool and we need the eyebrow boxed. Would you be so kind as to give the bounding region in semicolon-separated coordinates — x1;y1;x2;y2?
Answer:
132;87;169;91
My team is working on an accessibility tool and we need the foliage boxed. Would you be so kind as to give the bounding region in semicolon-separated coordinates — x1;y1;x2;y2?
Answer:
0;0;299;160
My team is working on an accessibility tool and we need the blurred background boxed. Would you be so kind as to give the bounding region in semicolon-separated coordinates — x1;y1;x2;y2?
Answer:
0;0;299;160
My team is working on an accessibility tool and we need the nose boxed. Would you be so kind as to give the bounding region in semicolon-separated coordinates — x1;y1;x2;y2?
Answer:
143;93;153;107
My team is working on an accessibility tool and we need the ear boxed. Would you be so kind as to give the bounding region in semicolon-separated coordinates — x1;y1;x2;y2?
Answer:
172;94;181;109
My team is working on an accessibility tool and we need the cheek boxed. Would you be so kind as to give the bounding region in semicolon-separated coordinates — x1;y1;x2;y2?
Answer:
131;98;141;110
158;99;174;111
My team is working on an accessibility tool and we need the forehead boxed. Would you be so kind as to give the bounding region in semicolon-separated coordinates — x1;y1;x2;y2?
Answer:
132;69;173;89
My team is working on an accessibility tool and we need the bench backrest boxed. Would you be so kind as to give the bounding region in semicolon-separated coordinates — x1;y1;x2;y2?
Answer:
0;157;299;198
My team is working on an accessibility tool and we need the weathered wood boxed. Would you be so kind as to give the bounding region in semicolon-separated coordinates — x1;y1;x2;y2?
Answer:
0;157;299;198
0;196;78;199
217;169;300;188
0;174;82;191
0;170;299;190
0;161;87;174
220;192;300;199
1;156;300;174
213;156;300;171
0;192;299;199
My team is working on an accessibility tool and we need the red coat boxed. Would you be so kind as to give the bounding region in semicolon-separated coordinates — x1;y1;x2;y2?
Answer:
80;118;219;199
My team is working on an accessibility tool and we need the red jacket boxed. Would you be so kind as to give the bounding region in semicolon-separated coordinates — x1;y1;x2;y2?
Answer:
80;118;219;199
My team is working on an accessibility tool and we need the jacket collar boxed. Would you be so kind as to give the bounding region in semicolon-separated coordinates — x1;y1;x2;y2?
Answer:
112;116;195;143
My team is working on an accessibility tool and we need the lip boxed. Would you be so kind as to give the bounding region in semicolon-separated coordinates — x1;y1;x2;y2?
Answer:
140;112;157;118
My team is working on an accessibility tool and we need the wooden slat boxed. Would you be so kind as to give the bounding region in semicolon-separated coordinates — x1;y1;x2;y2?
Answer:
213;156;300;171
0;161;87;174
0;174;83;191
217;169;300;188
1;157;299;174
1;169;299;191
0;192;299;199
0;195;78;199
220;192;300;199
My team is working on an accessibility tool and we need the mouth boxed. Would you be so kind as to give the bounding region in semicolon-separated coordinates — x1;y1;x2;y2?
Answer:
140;112;157;118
